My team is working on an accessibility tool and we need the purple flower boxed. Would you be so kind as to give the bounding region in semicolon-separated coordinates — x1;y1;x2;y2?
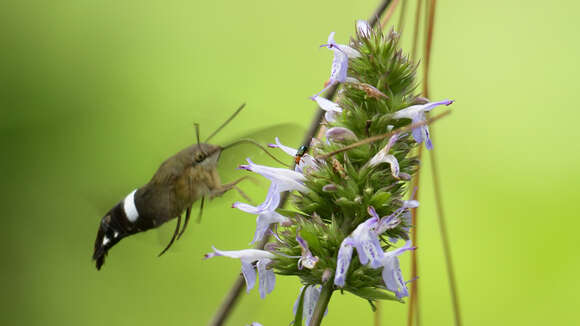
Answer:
368;206;402;235
379;241;415;298
293;285;327;326
233;182;281;214
232;183;290;244
321;32;361;59
233;183;291;244
368;134;400;179
350;217;384;268
334;216;383;287
268;137;318;172
239;158;307;193
204;247;276;298
317;32;360;96
386;200;418;242
402;199;419;209
392;99;454;150
334;238;354;287
310;95;342;122
296;232;319;270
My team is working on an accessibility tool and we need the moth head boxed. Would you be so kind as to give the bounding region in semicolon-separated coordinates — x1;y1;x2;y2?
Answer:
193;143;221;168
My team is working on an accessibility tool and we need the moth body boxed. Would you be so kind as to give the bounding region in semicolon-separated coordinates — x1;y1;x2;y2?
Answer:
93;143;222;270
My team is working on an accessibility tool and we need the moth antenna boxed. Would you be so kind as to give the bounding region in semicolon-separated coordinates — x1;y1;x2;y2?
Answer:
194;123;207;156
205;103;246;142
222;138;290;167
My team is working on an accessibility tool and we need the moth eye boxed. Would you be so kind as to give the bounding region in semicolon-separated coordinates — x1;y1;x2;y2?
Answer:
195;153;205;163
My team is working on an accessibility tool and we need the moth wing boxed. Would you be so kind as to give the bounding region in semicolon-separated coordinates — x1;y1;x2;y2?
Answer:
148;150;189;186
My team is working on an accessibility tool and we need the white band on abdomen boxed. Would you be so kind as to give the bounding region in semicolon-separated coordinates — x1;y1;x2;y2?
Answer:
123;189;139;222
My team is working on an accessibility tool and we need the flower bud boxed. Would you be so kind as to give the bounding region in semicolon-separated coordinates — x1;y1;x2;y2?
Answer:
322;268;333;283
412;96;430;105
326;127;358;143
322;184;338;192
356;20;371;38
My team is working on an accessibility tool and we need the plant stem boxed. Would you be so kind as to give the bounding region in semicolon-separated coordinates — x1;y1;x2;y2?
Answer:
428;132;462;326
422;0;463;324
309;282;334;326
374;301;382;326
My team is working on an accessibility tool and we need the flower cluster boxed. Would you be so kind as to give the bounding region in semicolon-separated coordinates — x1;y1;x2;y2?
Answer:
204;21;453;325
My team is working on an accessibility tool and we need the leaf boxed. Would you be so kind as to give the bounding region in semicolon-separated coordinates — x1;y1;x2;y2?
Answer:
293;286;306;326
346;287;403;303
369;191;391;207
299;226;321;253
335;197;357;208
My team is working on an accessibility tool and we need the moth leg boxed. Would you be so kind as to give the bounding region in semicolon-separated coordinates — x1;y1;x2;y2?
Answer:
233;186;254;205
177;202;196;239
158;214;181;257
195;196;205;224
210;176;250;198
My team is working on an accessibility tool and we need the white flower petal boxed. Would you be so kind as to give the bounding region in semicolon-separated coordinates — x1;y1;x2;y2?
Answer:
252;211;290;244
208;247;275;261
241;261;257;292
334;238;354;287
257;258;275;299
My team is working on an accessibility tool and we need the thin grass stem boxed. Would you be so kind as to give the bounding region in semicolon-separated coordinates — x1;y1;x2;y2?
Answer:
398;0;409;34
411;0;423;60
315;110;451;160
407;2;424;324
419;1;463;325
380;0;401;29
428;130;462;326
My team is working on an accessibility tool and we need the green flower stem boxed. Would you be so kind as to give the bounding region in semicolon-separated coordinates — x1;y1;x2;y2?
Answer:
310;282;334;326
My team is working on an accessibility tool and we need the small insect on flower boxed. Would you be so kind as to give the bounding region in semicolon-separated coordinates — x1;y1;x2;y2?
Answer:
295;145;309;165
92;104;286;270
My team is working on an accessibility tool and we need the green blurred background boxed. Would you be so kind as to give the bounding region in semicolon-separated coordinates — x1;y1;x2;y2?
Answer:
1;0;578;325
